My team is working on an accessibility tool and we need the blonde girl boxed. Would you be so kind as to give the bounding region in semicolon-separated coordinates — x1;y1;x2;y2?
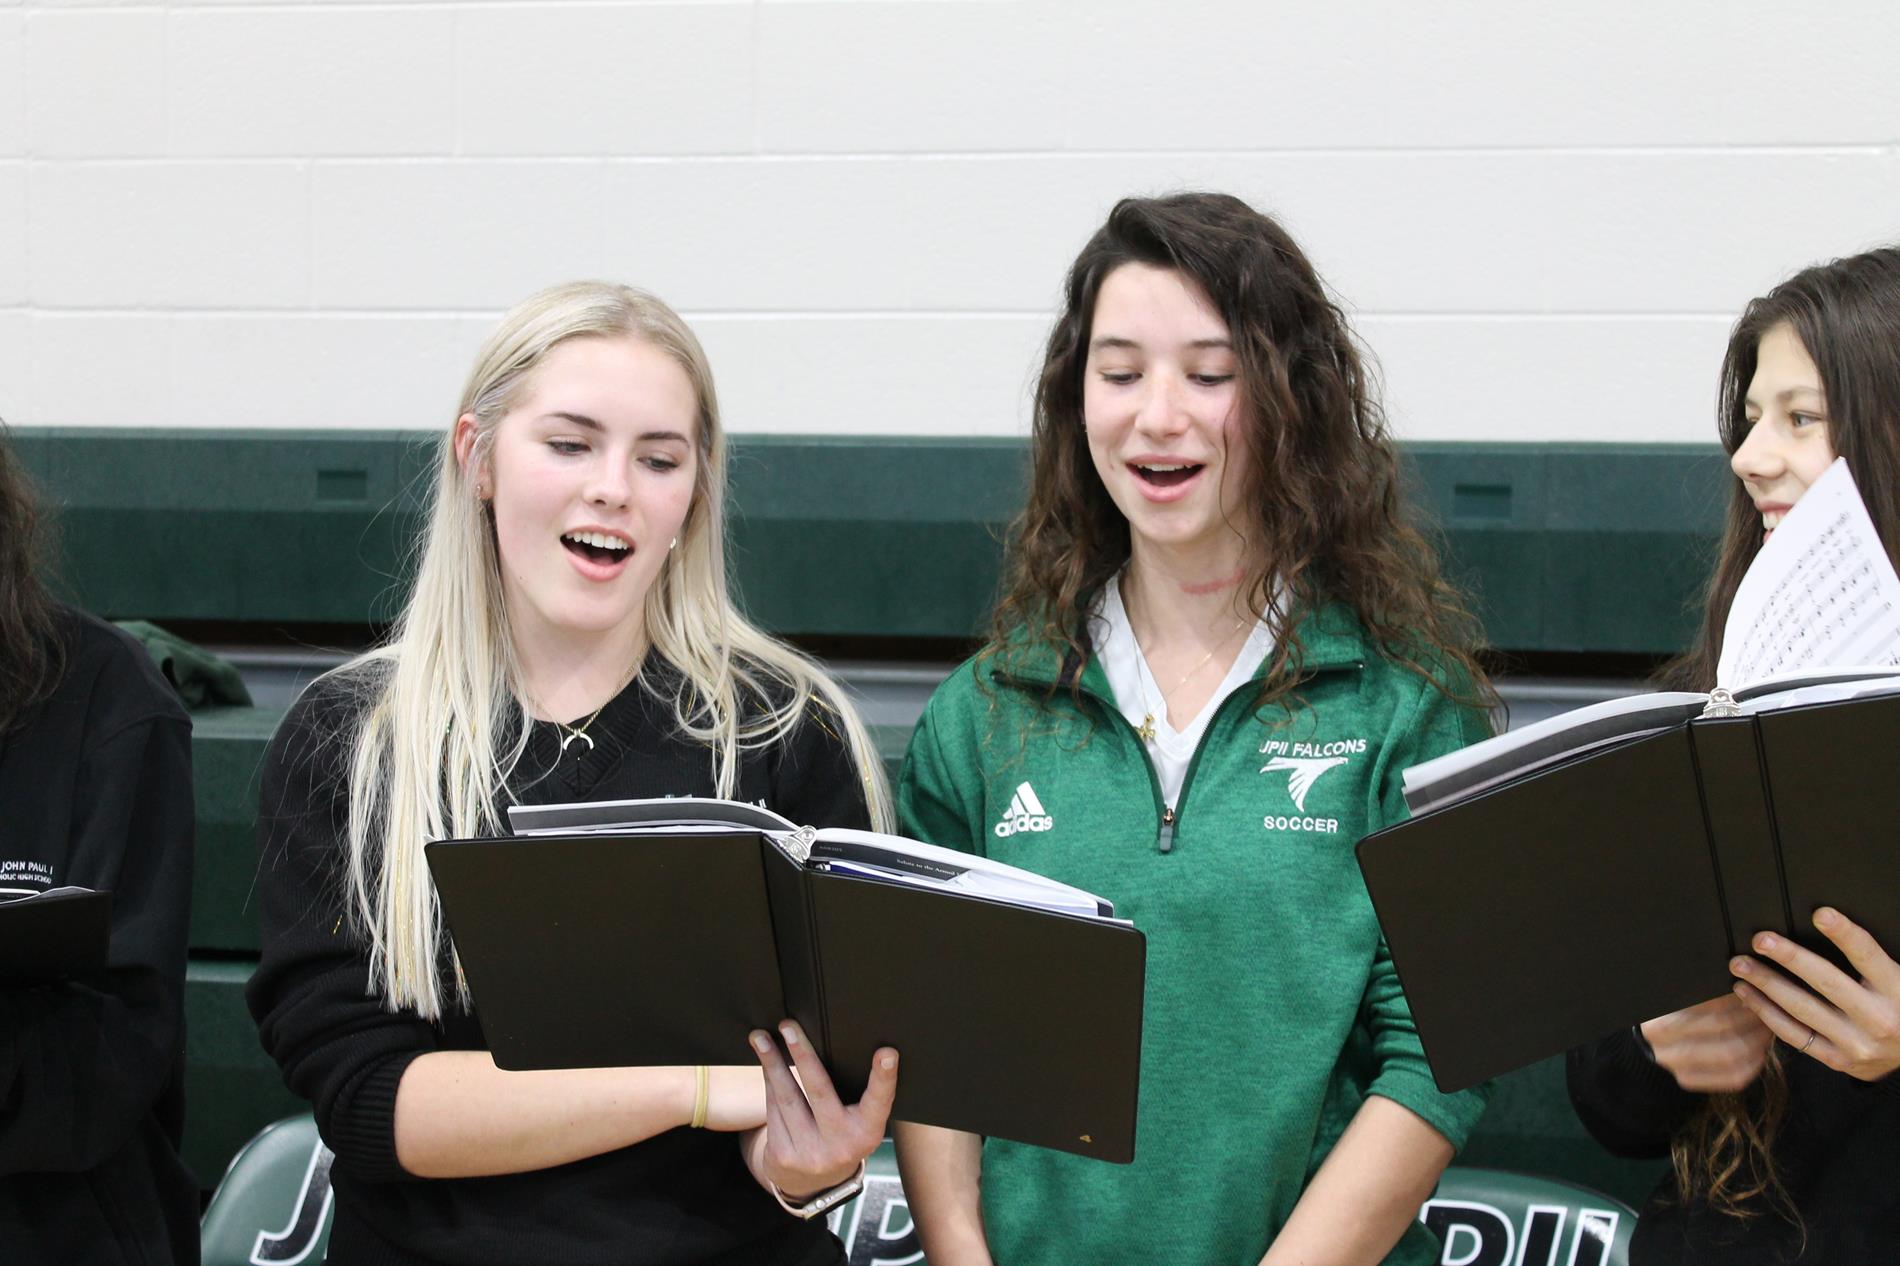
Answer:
248;282;896;1266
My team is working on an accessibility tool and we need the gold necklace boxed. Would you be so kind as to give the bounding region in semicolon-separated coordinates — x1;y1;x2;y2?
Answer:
1134;620;1247;742
539;647;647;759
555;701;609;757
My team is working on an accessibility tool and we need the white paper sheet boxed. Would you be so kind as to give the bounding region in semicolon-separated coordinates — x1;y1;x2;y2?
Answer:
1718;458;1900;690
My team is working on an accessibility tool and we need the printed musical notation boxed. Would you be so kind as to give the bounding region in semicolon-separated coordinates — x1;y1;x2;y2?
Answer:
1720;459;1900;690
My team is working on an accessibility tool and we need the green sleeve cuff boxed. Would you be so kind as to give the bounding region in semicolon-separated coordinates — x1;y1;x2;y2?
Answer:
1368;1069;1492;1153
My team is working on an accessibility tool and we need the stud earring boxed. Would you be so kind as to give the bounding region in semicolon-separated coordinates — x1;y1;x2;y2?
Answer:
669;537;679;550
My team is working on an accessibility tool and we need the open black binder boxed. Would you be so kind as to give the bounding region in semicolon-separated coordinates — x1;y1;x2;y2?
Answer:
0;886;112;984
1356;690;1900;1093
425;814;1146;1162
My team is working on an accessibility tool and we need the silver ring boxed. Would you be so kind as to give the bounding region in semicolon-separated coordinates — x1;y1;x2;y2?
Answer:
1801;1030;1818;1053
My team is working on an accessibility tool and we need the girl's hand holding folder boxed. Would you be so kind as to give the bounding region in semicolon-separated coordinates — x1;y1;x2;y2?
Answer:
746;1020;898;1203
1731;907;1900;1082
1640;996;1774;1093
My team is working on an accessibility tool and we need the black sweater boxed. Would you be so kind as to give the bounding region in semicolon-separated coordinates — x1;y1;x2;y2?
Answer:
0;609;198;1266
246;662;871;1266
1568;1029;1900;1263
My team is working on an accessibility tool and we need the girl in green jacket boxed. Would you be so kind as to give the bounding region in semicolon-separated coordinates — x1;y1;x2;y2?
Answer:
893;192;1496;1265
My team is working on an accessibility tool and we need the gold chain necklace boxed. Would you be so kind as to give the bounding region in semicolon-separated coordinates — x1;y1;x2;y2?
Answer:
538;649;647;760
1133;619;1247;743
555;701;609;756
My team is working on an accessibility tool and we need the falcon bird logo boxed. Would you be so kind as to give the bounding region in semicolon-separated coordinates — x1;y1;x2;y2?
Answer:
1260;755;1348;811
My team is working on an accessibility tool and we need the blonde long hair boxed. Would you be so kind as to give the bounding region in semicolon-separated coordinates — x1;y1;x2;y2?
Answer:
335;281;890;1019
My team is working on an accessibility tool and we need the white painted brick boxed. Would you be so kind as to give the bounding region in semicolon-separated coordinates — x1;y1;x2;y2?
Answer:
311;162;603;309
26;11;165;158
602;160;923;311
0;15;23;156
170;8;454;157
1062;0;1900;149
454;314;506;380
1226;151;1900;315
29;314;174;427
0;164;22;304
602;158;1167;313
150;0;741;6
1368;317;1733;445
738;152;1895;316
457;5;753;156
757;1;1066;153
694;314;1045;436
30;163;309;308
171;315;469;429
896;157;1177;310
0;312;29;426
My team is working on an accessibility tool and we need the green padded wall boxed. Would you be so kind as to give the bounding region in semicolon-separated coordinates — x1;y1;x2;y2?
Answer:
186;961;306;1189
191;708;278;954
16;429;1728;654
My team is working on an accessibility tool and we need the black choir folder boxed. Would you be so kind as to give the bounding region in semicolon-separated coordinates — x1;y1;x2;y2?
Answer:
0;886;111;984
1356;673;1900;1093
425;798;1146;1162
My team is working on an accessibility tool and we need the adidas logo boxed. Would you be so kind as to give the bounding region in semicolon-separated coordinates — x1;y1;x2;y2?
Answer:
993;781;1054;838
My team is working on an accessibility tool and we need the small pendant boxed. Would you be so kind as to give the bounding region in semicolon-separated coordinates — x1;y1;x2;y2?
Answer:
1137;714;1156;742
559;730;595;754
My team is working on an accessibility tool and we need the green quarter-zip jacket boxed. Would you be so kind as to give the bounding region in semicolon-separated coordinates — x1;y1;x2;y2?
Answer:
896;605;1492;1265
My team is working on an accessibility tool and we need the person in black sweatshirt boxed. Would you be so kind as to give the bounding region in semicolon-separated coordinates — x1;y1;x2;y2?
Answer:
1568;248;1900;1263
246;282;899;1266
0;422;198;1265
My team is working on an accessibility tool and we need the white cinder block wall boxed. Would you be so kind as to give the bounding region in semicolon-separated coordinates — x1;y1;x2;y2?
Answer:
0;1;1896;442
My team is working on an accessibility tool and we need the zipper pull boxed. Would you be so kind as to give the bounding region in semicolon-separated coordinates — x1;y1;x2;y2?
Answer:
1158;805;1176;853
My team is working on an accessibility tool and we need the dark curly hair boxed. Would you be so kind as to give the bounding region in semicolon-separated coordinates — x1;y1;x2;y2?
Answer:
989;191;1490;714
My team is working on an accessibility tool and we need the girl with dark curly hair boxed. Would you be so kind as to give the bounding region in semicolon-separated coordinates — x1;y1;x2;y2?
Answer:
893;192;1496;1265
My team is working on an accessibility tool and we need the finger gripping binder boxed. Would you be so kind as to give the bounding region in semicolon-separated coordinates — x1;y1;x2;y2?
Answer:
1356;690;1900;1093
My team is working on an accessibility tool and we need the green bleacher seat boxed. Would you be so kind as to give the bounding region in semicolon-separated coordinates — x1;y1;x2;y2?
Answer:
199;1114;334;1266
1424;1167;1635;1266
195;1117;917;1266
202;1115;1632;1265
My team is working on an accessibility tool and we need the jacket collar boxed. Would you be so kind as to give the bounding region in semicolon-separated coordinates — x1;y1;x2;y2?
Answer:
989;601;1368;697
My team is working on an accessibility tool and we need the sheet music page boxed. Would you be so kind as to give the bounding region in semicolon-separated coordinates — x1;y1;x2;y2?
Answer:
1718;458;1900;690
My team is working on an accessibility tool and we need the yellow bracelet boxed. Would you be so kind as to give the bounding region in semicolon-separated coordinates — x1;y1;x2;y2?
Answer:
691;1065;710;1129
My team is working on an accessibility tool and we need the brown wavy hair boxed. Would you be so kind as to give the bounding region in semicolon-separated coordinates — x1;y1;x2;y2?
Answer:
1663;244;1900;1224
0;421;66;733
989;191;1490;713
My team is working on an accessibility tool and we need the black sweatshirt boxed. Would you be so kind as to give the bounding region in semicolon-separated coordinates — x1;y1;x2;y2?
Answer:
1568;1028;1900;1263
246;661;871;1266
0;608;198;1266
